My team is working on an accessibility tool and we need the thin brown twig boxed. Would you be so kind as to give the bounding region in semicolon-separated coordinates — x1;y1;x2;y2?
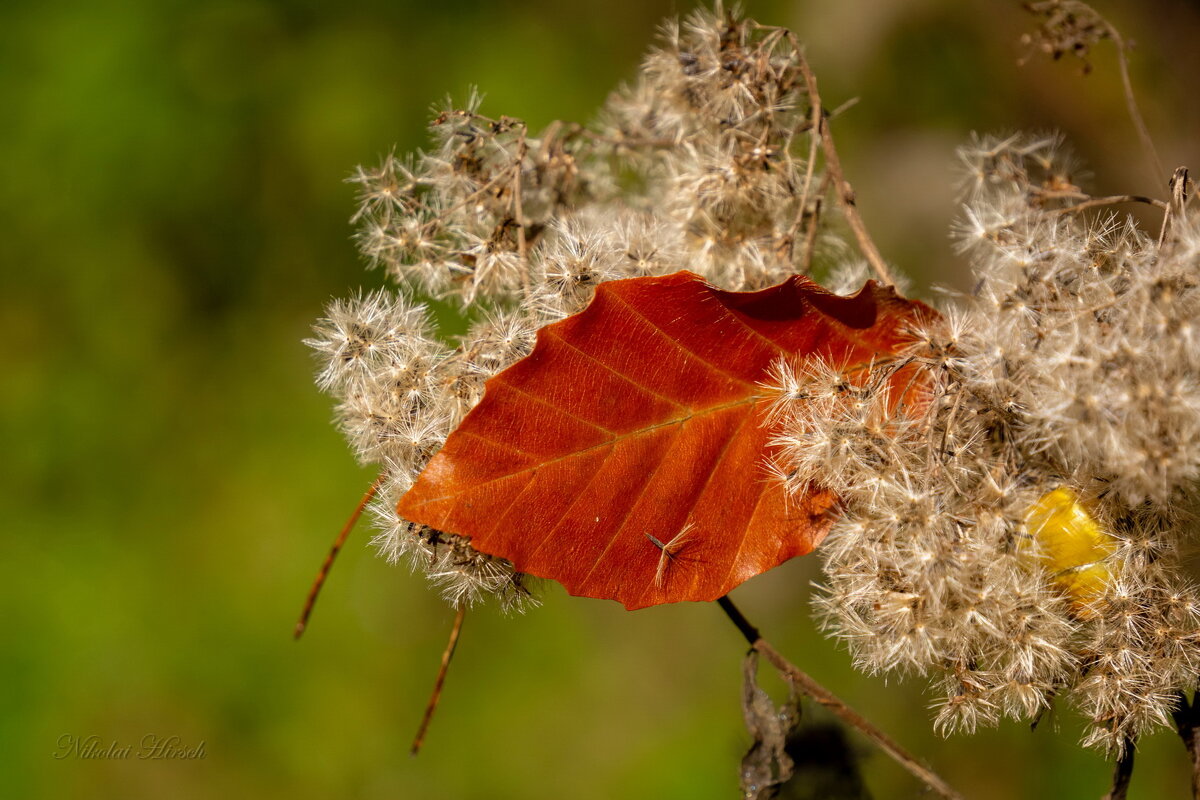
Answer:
512;132;530;291
787;93;823;268
801;193;825;273
717;596;965;800
1028;1;1166;186
294;476;383;639
572;126;679;150
794;91;824;222
1157;167;1191;251
1090;5;1167;186
1101;740;1136;800
829;97;861;119
430;159;524;225
801;176;830;273
786;32;895;287
411;606;467;755
1041;193;1168;216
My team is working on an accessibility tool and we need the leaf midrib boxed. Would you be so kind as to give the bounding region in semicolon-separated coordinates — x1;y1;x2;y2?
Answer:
413;392;770;506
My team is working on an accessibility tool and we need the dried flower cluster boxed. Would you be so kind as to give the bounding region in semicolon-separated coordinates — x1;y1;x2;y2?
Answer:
1020;0;1115;73
308;5;841;609
770;133;1199;753
310;0;1199;759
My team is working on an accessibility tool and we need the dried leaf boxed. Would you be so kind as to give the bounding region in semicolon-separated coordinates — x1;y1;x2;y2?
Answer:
741;650;801;799
399;271;932;608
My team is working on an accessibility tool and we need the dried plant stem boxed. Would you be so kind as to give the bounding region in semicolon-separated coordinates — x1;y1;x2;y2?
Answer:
573;126;678;151
801;193;824;273
786;33;895;287
513;132;530;277
1093;6;1167;185
1032;1;1165;184
294;476;382;639
1158;167;1191;251
786;97;823;267
1172;691;1200;799
1101;741;1135;800
430;157;524;226
1044;193;1168;216
717;597;964;800
411;606;467;755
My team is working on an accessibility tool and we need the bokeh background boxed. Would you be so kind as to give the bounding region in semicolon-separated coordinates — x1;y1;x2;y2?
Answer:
5;0;1199;797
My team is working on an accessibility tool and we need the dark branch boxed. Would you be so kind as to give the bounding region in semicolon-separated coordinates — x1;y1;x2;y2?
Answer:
1173;690;1200;799
1101;740;1135;800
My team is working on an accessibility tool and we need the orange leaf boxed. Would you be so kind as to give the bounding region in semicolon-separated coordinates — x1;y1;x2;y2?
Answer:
399;271;934;609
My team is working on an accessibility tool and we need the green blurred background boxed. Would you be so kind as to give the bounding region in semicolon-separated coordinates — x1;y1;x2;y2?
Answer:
5;0;1199;797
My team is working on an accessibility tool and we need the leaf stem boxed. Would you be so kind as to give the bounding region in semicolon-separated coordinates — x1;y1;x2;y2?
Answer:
717;596;964;800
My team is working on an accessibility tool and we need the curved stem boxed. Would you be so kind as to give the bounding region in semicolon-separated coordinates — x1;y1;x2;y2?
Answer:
411;606;467;755
1100;10;1166;185
786;33;895;287
294;476;382;639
